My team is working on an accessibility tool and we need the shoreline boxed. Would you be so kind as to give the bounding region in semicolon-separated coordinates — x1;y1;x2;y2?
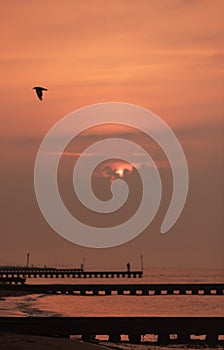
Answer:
0;290;63;317
0;291;115;349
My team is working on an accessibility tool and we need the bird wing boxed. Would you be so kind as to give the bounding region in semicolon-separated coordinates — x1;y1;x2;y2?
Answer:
36;88;43;100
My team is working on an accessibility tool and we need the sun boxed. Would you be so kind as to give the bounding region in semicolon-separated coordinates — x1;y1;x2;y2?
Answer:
115;168;124;177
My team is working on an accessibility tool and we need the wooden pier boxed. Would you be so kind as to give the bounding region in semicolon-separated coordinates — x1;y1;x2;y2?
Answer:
0;317;223;345
1;283;223;295
0;267;142;279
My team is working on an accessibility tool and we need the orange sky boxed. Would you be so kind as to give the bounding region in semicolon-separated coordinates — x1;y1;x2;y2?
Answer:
1;1;223;131
0;0;223;269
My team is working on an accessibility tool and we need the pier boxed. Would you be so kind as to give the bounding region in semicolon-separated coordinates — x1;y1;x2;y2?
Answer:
0;267;143;278
0;317;223;345
1;283;223;295
0;267;142;279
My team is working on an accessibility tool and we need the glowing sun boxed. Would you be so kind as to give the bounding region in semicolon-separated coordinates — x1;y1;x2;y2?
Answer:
115;168;124;177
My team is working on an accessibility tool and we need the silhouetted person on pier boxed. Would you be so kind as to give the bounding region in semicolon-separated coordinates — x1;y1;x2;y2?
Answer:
127;262;130;273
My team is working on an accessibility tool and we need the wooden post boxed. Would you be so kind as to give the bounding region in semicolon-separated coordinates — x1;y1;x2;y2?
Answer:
129;333;141;343
178;333;190;343
26;253;30;269
206;333;219;345
81;334;96;342
140;254;143;272
158;333;170;345
109;334;121;342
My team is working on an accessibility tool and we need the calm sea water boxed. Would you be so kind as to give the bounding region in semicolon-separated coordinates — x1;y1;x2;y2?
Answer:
1;268;224;349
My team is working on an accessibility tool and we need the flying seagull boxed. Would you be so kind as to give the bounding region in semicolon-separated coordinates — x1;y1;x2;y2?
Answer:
33;86;48;101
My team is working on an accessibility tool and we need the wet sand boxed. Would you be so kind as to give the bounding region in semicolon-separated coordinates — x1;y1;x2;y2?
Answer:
0;290;111;349
0;332;111;350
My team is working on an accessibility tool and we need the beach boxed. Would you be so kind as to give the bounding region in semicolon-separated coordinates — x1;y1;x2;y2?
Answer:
0;291;110;349
0;269;223;350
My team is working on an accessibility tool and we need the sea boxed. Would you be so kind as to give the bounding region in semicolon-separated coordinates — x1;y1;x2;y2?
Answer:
0;268;224;350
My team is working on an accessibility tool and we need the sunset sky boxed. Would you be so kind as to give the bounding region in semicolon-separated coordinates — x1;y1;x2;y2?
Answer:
0;0;223;269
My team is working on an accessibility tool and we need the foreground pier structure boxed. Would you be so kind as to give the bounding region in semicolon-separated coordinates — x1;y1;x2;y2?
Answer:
0;317;223;345
1;283;224;295
0;267;142;279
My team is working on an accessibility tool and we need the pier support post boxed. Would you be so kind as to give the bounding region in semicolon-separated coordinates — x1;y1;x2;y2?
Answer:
129;333;141;343
179;289;186;295
158;333;170;345
206;333;219;345
191;289;198;295
141;289;148;295
154;290;161;295
81;334;96;342
178;333;190;343
108;334;121;342
216;289;223;295
130;289;136;295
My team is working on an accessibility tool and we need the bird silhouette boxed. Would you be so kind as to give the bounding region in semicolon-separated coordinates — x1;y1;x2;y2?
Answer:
33;86;48;100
